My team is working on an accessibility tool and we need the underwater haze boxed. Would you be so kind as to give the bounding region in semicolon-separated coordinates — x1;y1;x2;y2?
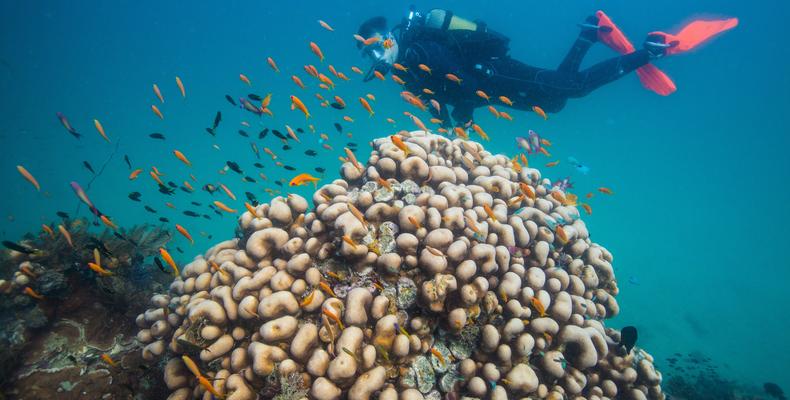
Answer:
1;0;788;398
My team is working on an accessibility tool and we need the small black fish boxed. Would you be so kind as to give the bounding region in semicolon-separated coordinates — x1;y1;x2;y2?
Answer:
159;185;175;195
167;181;177;188
124;155;132;169
305;150;317;156
183;210;199;217
144;205;157;214
87;237;112;257
113;231;137;246
128;192;141;201
2;241;37;254
334;122;343;132
154;257;167;273
203;183;218;194
159;217;170;223
248;93;262;101
225;95;237;106
205;212;216;219
245;191;258;205
283;165;296;171
296;128;304;133
56;211;70;219
253;162;264;168
213;111;222;129
83;161;95;174
330;102;344;110
259;128;269;139
619;326;638;354
282;145;291;151
149;133;166;140
315;167;326;173
275;181;283;187
176;247;184;254
205;127;215;136
238;129;249;137
190;201;202;206
208;234;213;239
179;187;191;194
348;142;358;147
226;161;243;174
272;129;286;140
243;176;256;183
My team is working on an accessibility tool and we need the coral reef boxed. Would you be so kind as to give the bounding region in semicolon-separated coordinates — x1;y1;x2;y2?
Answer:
0;221;174;399
136;131;666;399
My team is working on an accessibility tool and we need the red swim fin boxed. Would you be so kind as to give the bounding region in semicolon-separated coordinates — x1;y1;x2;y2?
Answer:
596;10;676;96
650;18;738;55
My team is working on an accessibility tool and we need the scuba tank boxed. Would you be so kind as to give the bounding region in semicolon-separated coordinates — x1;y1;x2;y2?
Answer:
410;8;510;61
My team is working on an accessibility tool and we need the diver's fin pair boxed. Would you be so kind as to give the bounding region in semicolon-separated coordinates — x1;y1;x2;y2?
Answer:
595;10;738;96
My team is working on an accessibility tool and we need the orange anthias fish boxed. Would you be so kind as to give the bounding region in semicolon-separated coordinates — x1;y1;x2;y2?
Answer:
598;187;614;195
267;57;279;73
532;105;548;120
309;42;324;62
342;235;358;249
482;204;498;222
351;66;363;74
359;97;374;116
220;183;236;200
239;73;251;86
159;247;180;276
299;290;316;307
476;90;490;101
58;224;73;247
430;348;446;366
471;124;489;141
322;307;345;330
373;70;385;81
290;95;311;119
175;76;186;98
376;177;392;191
100;215;117;230
499;96;514;106
124;168;140;180
407;216;422;229
519;182;536;201
16;165;40;191
93;119;110;142
24;287;44;300
393;63;408;72
418;64;432;74
545;160;560;167
318;19;334;31
390;135;411;156
581;203;592;215
531;296;547;317
176;224;194;244
445;73;462;84
500;111;513;121
213;200;237;213
88;262;113;276
173;150;191;167
289;173;321;187
392;75;406;85
153;84;164;103
151;105;164;120
41;224;55;239
291;75;305;89
101;353;117;367
555;225;568;244
487;105;500;118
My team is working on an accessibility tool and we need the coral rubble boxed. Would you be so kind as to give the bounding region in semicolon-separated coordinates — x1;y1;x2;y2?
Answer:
137;131;666;399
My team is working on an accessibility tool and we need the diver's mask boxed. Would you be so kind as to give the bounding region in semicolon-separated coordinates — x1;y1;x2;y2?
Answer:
362;32;398;82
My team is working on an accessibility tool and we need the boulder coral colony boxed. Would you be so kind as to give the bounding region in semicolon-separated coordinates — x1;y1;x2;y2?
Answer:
134;131;665;400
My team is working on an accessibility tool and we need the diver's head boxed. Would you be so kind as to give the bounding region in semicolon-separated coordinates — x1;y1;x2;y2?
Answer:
357;16;398;82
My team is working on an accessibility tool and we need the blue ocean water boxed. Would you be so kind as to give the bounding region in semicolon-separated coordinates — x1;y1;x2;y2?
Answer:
1;0;787;394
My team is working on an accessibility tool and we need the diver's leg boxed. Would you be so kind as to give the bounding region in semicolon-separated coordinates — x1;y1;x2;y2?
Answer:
480;58;568;113
565;49;652;96
557;15;599;73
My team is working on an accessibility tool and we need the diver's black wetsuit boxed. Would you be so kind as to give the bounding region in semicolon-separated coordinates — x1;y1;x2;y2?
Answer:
393;17;652;126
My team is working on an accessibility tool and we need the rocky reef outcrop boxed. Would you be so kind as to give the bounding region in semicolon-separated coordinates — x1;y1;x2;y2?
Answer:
136;131;665;400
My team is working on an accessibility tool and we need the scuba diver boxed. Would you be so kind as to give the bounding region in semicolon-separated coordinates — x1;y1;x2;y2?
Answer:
357;8;737;128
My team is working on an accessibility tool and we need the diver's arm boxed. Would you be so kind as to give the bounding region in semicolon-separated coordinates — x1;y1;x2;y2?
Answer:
451;101;475;127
